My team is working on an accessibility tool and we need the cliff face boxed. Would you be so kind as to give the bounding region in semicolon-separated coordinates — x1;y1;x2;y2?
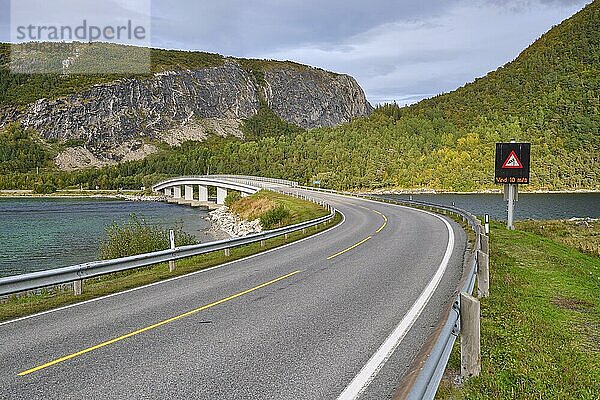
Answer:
0;60;372;168
262;67;373;129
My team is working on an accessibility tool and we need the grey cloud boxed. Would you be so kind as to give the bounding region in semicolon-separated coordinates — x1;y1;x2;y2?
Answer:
150;0;459;55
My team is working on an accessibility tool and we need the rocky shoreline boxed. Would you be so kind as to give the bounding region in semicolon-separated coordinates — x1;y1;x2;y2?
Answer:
0;190;167;201
207;206;263;239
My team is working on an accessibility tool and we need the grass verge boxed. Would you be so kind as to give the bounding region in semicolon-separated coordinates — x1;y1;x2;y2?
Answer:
436;220;600;399
516;219;599;258
229;190;329;227
0;203;339;323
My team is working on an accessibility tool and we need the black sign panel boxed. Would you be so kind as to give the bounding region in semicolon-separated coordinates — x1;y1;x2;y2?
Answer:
495;142;530;184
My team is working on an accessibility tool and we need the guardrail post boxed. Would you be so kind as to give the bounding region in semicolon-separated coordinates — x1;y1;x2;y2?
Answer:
73;279;83;296
476;250;489;297
480;234;489;254
460;292;481;378
169;229;176;272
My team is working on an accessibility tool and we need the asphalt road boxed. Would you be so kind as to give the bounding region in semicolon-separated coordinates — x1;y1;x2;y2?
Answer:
0;187;467;399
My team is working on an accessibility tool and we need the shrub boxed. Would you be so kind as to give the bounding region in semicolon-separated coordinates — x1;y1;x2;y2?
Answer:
259;205;290;229
224;191;242;207
99;213;197;260
33;183;57;194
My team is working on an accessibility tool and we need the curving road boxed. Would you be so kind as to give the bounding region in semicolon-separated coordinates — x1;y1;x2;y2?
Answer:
0;185;467;399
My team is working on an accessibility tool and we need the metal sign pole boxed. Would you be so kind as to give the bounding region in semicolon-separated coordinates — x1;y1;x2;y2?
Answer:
507;184;516;230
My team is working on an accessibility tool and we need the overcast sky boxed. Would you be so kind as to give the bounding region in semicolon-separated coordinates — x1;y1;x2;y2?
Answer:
1;0;592;105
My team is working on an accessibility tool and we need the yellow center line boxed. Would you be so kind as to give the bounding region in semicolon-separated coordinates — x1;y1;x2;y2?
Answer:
326;207;389;260
18;270;302;377
372;210;388;234
327;236;372;260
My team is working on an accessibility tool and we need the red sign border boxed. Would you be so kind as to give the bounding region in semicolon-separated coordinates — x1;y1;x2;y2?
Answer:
502;150;523;169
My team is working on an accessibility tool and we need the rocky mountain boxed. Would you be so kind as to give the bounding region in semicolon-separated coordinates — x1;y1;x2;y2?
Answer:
0;47;372;169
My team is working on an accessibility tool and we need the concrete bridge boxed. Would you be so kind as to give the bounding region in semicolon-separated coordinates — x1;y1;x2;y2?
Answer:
151;176;263;208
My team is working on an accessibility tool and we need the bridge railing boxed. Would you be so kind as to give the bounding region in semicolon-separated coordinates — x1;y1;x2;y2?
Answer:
204;175;298;187
0;187;333;298
297;186;484;400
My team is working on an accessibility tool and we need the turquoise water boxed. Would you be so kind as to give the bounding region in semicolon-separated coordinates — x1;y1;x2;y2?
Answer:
1;193;598;279
0;198;212;278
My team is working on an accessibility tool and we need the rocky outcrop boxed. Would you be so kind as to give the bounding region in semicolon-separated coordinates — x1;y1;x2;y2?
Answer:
263;67;373;128
0;60;372;168
208;206;263;238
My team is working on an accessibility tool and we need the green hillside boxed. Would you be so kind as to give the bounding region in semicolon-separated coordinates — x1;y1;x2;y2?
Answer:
405;1;600;151
1;2;599;192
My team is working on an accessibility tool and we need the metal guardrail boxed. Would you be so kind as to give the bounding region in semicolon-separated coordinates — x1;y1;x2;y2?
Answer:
152;176;262;194
0;187;334;297
205;175;298;187
297;186;483;400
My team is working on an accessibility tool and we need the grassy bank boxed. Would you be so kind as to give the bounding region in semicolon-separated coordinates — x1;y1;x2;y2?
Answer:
516;219;599;258
229;190;329;228
437;220;600;399
0;192;337;322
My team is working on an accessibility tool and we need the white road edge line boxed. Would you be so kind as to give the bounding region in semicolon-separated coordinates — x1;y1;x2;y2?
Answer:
333;198;455;400
0;210;346;327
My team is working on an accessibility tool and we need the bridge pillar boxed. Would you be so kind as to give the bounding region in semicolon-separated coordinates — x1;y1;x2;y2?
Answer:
216;187;228;205
164;187;172;196
184;185;194;201
198;185;208;202
173;186;182;199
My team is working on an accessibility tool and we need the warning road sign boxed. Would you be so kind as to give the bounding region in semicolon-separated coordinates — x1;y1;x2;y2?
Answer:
502;151;523;169
495;142;530;184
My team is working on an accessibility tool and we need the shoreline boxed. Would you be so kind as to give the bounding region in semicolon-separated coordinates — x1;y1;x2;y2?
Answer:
2;188;599;199
207;206;263;238
0;191;166;202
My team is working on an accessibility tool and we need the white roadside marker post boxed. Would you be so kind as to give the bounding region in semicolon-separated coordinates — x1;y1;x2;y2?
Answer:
484;214;490;235
73;279;83;296
169;229;176;272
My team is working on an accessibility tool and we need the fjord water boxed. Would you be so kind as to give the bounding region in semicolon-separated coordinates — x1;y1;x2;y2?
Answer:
0;198;211;278
378;193;600;221
1;193;598;279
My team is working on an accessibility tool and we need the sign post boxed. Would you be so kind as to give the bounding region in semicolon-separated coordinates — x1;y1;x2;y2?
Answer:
495;141;530;230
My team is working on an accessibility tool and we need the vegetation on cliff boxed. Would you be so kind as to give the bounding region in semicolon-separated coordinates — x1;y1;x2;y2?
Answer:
0;42;319;107
0;122;53;173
